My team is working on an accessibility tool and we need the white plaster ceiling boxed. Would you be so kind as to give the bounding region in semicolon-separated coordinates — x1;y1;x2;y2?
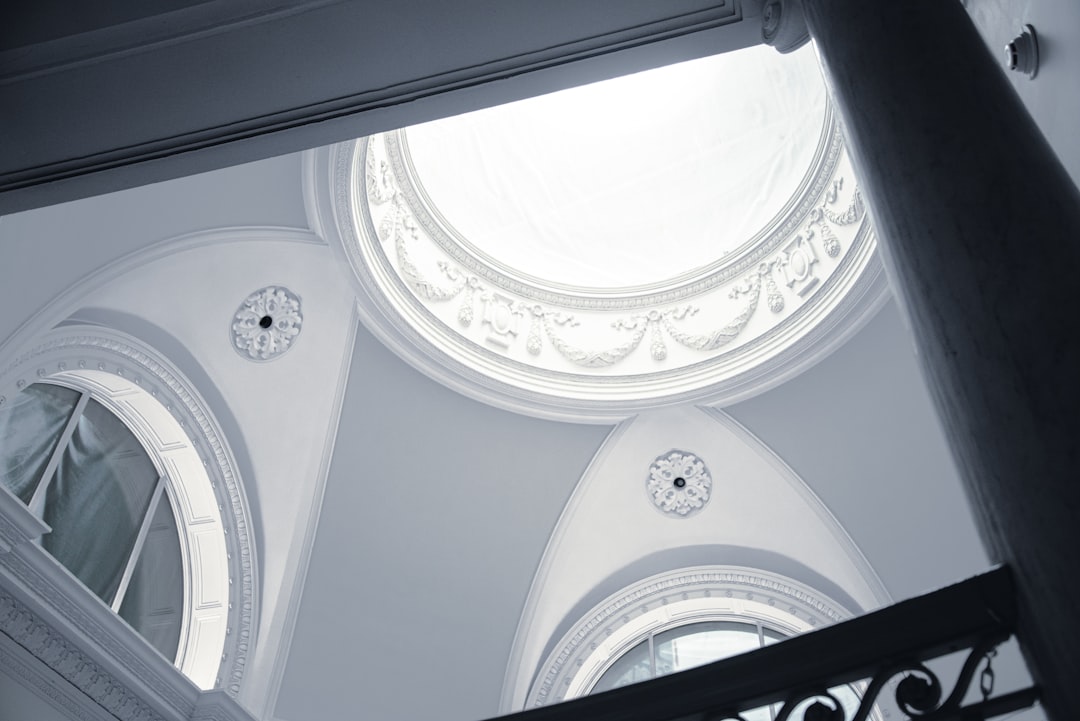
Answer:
0;10;1055;719
0;134;1039;721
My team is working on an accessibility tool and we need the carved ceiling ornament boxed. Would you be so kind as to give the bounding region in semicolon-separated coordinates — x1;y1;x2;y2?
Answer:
647;449;712;517
231;286;303;361
309;57;887;420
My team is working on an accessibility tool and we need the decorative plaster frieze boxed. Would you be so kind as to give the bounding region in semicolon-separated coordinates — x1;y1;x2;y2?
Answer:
646;450;712;517
365;132;866;374
0;633;118;721
0;589;172;721
231;286;303;361
0;328;256;697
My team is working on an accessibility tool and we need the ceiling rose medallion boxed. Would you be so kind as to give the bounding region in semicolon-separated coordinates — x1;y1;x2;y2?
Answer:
647;450;712;517
231;286;303;361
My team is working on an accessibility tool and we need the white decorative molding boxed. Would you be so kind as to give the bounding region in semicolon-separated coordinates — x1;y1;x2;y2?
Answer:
0;586;259;721
0;327;257;696
526;566;855;708
0;630;119;721
308;96;889;421
231;286;303;361
0;586;175;721
646;450;712;517
0;484;51;553
191;689;259;721
498;408;894;714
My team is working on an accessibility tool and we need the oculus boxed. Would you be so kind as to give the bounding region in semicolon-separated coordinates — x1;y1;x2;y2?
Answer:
310;43;887;420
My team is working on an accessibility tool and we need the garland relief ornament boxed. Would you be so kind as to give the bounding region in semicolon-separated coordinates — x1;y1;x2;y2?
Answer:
647;450;712;517
362;133;867;374
232;286;304;361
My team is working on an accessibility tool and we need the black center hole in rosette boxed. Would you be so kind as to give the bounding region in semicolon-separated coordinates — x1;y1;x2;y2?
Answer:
673;477;686;488
259;315;273;329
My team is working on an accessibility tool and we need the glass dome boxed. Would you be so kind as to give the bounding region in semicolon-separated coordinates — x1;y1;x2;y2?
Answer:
317;37;885;419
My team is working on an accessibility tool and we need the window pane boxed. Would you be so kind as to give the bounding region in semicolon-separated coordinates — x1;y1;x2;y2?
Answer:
0;384;82;503
654;621;762;675
119;494;183;662
42;398;158;603
591;640;652;693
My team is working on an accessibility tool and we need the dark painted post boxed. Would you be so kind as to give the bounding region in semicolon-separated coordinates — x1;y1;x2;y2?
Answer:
765;0;1080;718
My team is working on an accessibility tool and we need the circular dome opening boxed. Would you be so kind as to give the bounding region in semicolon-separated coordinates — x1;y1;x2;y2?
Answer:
403;43;829;291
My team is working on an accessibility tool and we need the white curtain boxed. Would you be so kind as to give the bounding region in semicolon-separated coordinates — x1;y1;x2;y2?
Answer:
42;398;158;603
0;383;81;502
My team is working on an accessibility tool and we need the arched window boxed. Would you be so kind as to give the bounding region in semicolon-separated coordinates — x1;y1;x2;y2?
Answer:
0;327;256;693
528;566;878;720
0;381;184;660
587;619;862;720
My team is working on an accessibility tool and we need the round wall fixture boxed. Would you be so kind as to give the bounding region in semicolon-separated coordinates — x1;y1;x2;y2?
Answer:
308;43;887;421
1004;25;1039;79
231;286;303;361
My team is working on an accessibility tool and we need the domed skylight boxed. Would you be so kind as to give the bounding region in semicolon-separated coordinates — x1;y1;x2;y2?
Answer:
403;43;828;291
312;41;885;420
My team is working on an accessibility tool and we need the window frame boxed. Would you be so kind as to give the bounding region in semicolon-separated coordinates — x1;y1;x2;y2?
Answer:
0;327;256;694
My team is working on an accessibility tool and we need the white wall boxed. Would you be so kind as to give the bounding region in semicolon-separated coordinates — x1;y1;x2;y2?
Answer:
967;0;1080;187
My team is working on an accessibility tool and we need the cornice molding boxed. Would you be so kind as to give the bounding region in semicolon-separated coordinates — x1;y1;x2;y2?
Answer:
0;588;258;721
0;559;187;721
0;631;118;721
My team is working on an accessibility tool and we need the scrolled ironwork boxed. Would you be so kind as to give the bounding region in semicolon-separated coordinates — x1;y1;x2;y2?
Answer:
776;689;847;721
760;637;1029;721
485;570;1038;721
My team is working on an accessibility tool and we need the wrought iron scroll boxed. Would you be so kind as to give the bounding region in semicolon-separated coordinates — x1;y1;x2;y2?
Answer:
727;635;1039;721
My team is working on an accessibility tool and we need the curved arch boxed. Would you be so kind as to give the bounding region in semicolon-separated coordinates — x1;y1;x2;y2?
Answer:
0;225;321;369
526;565;855;707
0;326;257;693
539;543;869;668
499;405;890;713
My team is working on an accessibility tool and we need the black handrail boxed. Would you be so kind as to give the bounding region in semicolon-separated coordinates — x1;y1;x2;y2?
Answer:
491;567;1036;721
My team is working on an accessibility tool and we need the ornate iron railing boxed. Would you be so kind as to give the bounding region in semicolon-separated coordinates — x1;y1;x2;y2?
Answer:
493;567;1038;721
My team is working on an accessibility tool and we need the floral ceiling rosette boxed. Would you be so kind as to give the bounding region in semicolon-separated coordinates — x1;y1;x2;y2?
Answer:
314;43;885;420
